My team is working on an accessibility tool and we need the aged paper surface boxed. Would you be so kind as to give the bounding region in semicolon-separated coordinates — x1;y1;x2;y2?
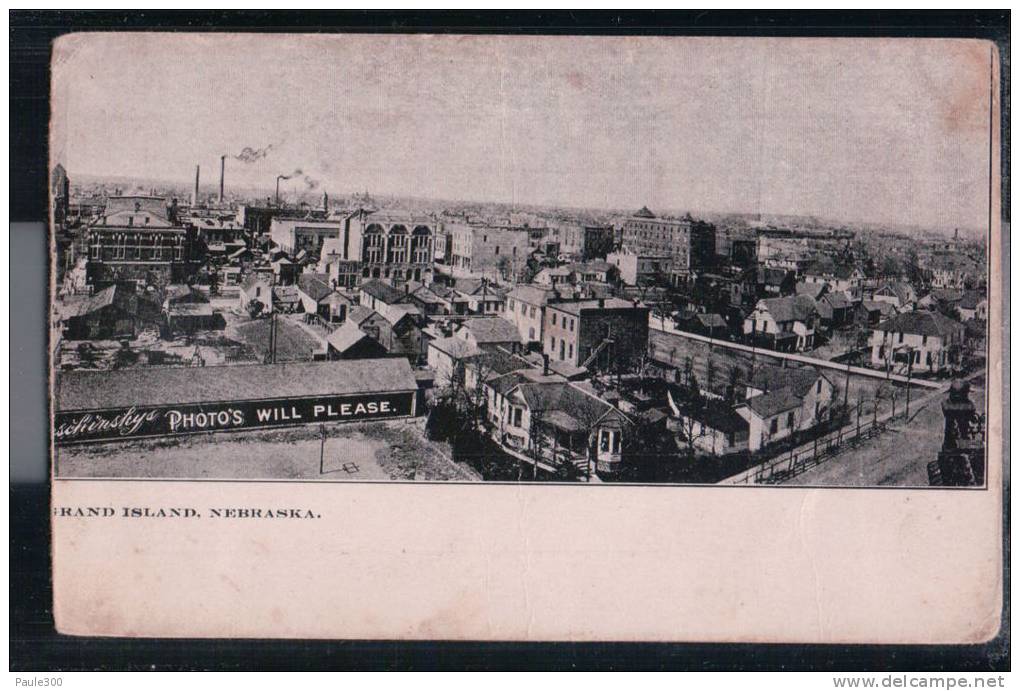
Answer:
49;34;1002;641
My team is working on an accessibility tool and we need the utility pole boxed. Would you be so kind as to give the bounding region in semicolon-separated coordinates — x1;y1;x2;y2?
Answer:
856;399;862;442
268;307;278;364
749;318;757;378
904;347;914;419
843;354;852;414
319;423;326;474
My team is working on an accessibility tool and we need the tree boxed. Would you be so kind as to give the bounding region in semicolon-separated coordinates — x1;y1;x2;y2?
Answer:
705;355;717;395
881;255;903;280
495;255;512;281
935;302;962;323
246;299;264;319
724;365;743;404
425;385;474;443
904;247;924;288
624;419;684;482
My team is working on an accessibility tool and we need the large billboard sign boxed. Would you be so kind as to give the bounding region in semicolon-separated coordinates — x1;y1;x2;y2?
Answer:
54;391;416;445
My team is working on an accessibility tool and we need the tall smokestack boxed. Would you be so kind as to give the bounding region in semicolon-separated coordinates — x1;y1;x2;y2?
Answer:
218;155;226;204
192;165;200;206
322;191;328;213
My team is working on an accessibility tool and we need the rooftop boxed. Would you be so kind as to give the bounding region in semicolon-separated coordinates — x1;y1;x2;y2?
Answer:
458;317;522;344
669;393;749;433
744;386;803;419
749;364;826;398
56;358;417;412
515;381;627;427
297;273;333;302
507;284;556;306
549;297;644;316
360;279;406;305
959;290;987;310
240;273;273;293
326;321;373;353
874;310;964;337
758;294;817;323
428;335;481;360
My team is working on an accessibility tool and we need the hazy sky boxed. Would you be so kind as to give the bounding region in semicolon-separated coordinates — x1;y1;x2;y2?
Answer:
52;34;994;231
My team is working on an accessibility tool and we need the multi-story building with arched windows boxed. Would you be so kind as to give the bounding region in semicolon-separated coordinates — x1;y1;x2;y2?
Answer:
347;209;438;283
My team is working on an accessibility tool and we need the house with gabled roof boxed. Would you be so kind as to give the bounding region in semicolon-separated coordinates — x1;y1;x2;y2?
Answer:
801;258;866;300
455;279;506;315
872;281;918;312
664;362;834;455
958;290;988;321
817;291;853;329
63;284;141;339
858;299;898;326
739;363;834;449
359;279;423;325
401;283;451;316
868;310;966;374
742;294;818;352
325;321;388;360
484;373;633;476
271;285;301;313
238;273;273;315
271;256;299;285
426;335;482;388
735;387;804;451
533;265;573;288
926;254;979;289
665;389;750;456
795;280;827;301
454;317;523;353
297;272;350;322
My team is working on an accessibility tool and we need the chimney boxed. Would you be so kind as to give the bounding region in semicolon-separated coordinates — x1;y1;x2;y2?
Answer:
322;191;329;212
218;155;226;204
597;298;605;309
542;352;550;376
192;165;200;206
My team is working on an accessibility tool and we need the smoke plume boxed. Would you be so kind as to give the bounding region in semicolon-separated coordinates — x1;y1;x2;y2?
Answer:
234;144;275;163
278;168;320;190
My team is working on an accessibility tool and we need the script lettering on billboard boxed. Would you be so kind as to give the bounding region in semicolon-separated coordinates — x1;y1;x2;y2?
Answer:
55;392;414;445
54;406;161;442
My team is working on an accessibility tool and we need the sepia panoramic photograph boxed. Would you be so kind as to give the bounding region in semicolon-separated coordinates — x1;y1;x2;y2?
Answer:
50;34;994;487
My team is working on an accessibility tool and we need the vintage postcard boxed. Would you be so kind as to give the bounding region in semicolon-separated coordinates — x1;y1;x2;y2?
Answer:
49;34;1003;641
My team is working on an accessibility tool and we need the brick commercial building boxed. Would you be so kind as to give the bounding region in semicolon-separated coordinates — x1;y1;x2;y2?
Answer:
85;196;199;290
445;221;532;278
347;209;438;283
621;206;716;271
543;298;649;373
606;250;673;286
553;223;616;260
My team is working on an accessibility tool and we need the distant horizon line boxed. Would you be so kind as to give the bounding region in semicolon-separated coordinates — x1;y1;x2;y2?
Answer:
64;168;988;238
